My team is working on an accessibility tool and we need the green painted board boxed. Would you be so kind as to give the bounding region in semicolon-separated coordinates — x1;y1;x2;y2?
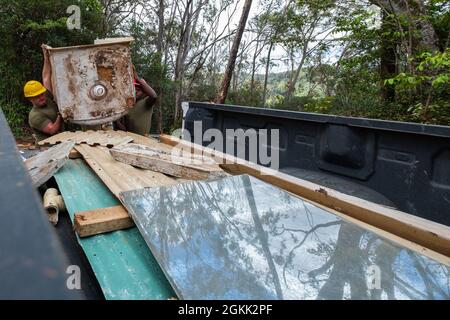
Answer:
54;159;176;300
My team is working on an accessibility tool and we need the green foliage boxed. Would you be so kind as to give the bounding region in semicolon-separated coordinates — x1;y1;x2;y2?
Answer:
303;97;334;114
272;96;316;112
227;81;265;107
0;0;104;136
127;20;178;133
385;50;450;90
2;0;449;138
429;0;450;50
0;102;30;136
383;49;450;124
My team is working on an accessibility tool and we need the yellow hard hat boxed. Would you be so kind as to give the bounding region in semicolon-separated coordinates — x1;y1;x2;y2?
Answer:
24;80;47;98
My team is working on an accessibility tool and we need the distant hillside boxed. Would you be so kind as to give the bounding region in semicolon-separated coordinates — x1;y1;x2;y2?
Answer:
242;71;312;97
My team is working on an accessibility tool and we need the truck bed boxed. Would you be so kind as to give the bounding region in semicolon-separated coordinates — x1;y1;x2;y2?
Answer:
183;102;450;226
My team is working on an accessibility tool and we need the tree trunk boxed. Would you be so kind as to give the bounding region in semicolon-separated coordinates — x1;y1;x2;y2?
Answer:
156;0;164;53
370;0;439;103
284;43;308;101
156;0;165;133
215;0;253;104
380;11;396;102
262;41;274;107
250;35;261;98
174;0;193;122
284;54;307;101
370;0;439;52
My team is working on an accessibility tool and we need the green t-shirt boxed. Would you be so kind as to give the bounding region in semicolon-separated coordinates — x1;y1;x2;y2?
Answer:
28;94;61;142
124;96;156;136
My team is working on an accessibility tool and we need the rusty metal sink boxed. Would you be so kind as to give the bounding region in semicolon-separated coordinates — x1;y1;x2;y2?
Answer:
48;39;135;126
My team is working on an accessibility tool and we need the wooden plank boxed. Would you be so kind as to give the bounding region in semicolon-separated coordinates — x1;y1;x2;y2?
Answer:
299;194;450;266
70;143;180;237
160;134;450;257
72;138;217;236
74;205;134;237
110;143;226;180
38;130;133;147
93;37;135;45
54;159;176;299
24;141;75;187
114;131;175;152
69;149;82;159
75;144;177;198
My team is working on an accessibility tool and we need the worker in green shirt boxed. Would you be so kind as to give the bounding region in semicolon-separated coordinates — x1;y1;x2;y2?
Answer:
25;45;63;143
115;67;158;136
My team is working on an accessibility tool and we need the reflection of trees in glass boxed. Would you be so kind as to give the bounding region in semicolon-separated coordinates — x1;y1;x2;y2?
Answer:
136;176;277;298
288;221;450;300
126;174;450;300
312;224;368;299
242;174;283;299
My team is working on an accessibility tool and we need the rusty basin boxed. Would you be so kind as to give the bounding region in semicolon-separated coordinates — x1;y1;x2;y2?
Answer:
48;40;135;126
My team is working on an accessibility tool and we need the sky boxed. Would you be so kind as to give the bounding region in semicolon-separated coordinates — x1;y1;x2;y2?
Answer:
211;0;290;74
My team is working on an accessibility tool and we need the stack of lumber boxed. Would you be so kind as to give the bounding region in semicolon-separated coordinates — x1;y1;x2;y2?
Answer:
110;143;227;180
45;130;225;237
47;130;450;265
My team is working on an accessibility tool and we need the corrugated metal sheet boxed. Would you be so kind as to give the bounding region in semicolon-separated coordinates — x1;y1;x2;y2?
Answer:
48;42;135;126
54;159;175;300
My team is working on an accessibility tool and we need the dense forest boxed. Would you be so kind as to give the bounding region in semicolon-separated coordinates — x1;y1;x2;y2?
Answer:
0;0;449;136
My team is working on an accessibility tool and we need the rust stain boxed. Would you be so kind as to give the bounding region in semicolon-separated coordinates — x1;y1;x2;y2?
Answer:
95;49;113;66
54;45;135;125
67;78;76;96
64;54;75;75
126;97;135;108
64;54;77;98
62;106;75;120
97;66;114;82
316;188;328;196
90;108;115;118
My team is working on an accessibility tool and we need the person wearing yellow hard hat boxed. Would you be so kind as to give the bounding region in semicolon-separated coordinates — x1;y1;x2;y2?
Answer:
25;45;63;143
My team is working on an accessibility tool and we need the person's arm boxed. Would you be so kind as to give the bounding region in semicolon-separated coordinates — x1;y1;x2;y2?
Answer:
41;44;53;93
40;113;63;135
133;65;157;101
137;78;157;101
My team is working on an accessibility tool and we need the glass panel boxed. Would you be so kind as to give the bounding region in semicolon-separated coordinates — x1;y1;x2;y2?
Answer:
121;174;450;300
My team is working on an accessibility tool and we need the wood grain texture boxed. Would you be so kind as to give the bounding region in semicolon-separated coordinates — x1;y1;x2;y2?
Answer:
110;143;226;179
38;130;133;147
69;149;82;159
160;134;450;258
24;141;75;187
74;205;134;237
75;144;176;198
114;131;174;151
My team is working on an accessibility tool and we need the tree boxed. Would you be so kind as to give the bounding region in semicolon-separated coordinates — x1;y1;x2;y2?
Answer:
216;0;253;104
